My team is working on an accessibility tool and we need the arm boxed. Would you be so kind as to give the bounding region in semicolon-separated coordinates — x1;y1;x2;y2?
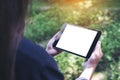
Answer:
16;37;64;80
46;32;103;80
76;41;103;80
76;65;96;80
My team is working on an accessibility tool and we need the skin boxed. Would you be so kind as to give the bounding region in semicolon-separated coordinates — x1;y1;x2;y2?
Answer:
46;32;103;80
76;41;103;80
46;31;62;56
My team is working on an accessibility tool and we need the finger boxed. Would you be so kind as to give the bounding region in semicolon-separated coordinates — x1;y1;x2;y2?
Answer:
94;41;101;53
53;31;62;39
88;41;101;60
94;41;103;60
97;41;103;57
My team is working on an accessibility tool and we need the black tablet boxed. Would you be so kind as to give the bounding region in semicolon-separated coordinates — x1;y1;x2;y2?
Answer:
53;24;101;59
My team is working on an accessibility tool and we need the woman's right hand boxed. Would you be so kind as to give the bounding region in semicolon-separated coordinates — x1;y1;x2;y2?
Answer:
76;41;103;80
84;41;103;68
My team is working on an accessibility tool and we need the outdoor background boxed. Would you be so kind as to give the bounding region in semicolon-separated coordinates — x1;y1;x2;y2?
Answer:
24;0;120;80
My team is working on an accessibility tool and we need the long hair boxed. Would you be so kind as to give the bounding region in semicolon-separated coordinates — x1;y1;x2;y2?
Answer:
0;0;28;80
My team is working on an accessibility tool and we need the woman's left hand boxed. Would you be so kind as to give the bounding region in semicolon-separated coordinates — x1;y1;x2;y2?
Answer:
46;31;62;56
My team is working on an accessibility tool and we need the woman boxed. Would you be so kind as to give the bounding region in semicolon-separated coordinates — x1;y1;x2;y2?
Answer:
0;0;103;80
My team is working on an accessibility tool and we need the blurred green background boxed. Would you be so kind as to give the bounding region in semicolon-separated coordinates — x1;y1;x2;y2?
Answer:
24;0;120;80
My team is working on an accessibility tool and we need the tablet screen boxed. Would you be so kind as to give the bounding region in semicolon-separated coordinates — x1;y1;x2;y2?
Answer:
56;24;100;58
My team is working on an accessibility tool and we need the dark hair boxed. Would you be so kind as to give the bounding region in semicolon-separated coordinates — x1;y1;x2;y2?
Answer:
0;0;28;80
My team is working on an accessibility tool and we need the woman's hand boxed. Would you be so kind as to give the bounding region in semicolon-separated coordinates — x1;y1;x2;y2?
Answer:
84;41;103;68
76;41;103;80
46;31;62;56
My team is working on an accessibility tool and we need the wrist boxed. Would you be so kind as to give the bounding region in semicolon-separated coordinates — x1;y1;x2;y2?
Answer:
77;65;96;80
84;62;98;69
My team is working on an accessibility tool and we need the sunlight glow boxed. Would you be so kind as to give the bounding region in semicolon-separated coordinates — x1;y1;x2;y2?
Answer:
77;0;92;9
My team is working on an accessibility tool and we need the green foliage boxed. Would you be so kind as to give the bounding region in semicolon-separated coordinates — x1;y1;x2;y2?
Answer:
25;10;60;42
55;52;84;80
92;21;120;79
24;1;120;80
101;22;120;80
25;5;81;42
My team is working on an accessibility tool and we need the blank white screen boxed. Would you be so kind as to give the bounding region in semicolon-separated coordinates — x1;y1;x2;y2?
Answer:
56;24;97;57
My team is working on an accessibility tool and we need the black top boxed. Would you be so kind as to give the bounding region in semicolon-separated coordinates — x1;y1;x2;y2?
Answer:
15;37;64;80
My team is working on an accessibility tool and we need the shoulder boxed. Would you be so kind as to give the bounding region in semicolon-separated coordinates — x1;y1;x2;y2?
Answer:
15;37;64;80
16;37;57;68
